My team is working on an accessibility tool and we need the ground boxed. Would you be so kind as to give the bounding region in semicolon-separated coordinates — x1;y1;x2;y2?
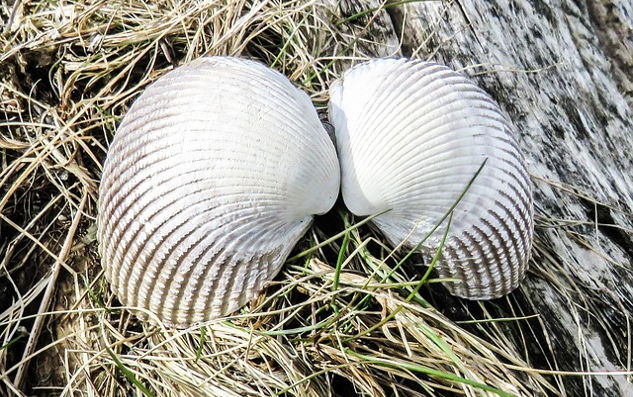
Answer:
1;1;632;397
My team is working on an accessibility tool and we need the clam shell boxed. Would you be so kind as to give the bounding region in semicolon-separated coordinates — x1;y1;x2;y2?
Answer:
98;57;340;326
329;58;533;299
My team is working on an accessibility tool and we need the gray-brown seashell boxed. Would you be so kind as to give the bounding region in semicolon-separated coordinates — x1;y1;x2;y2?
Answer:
98;57;340;327
329;58;533;299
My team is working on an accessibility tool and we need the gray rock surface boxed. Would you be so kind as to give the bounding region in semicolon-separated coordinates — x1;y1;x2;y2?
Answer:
340;0;633;395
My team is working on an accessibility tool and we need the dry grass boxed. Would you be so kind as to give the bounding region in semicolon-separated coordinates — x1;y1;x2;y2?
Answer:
1;1;631;396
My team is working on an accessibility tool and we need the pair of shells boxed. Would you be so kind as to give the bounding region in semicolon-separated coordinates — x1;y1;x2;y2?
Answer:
98;57;533;327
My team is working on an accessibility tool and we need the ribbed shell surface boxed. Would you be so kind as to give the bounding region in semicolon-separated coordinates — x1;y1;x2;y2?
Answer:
98;57;340;327
329;58;533;299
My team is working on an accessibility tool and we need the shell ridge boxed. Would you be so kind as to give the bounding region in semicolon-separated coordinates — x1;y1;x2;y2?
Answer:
390;160;520;205
346;78;506;193
349;103;510;205
129;197;261;313
490;193;533;257
181;206;310;323
103;119;336;272
332;63;419;165
447;230;489;297
163;247;229;324
107;161;232;289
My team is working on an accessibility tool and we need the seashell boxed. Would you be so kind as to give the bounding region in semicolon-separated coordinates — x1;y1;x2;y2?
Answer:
98;57;340;327
329;58;533;299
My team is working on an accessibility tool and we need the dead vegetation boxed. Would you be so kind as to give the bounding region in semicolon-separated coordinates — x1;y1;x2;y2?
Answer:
1;1;631;396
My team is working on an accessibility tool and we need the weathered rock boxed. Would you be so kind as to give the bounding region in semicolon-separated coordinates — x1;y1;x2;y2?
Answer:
342;0;633;395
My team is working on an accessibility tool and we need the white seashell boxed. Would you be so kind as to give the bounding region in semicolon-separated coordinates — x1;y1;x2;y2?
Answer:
329;58;533;299
98;57;340;326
